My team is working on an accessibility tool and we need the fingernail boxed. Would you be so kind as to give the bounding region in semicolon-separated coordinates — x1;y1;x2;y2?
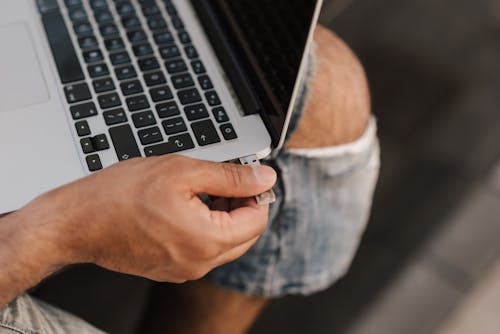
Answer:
252;166;277;185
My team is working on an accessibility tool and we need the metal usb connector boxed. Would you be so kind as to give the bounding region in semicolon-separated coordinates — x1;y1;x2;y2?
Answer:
239;155;277;205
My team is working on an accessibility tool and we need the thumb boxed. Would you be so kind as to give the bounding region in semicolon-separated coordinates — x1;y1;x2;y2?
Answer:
189;161;277;198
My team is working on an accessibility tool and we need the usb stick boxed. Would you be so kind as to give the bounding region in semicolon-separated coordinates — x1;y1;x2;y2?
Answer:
239;155;277;205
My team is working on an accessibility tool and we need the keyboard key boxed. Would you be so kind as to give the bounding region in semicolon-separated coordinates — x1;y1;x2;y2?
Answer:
100;23;119;37
74;21;93;36
126;95;150;111
109;124;142;161
115;65;137;80
142;4;161;17
64;83;91;104
184;45;198;59
205;91;221;106
178;31;191;44
122;15;141;30
90;0;108;9
165;59;187;74
171;73;194;89
138;126;163;145
191;60;206;74
105;37;125;51
70;102;98;120
68;7;87;22
121;80;143;95
88;63;109;78
75;120;91;136
110;51;131;65
184;103;209;121
116;3;135;17
133;43;154;57
164;2;177;15
212;106;229;123
147;16;167;31
103;108;128;125
156;101;180;118
83;49;103;63
81;137;95;154
94;9;113;23
92;134;110;151
132;110;156;128
198;75;213;90
144;71;166;86
154;31;174;45
150;86;173;102
191;119;221;146
93;77;115;93
64;0;81;7
220;123;238;140
162;117;187;135
78;35;98;49
127;29;147;44
138;57;160;71
144;133;195;156
38;0;59;13
86;154;103;172
170;15;184;30
177;88;201;105
160;45;181;59
98;92;121;109
42;12;85;83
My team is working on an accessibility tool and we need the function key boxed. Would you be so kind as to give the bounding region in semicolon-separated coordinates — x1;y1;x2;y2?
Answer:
156;101;180;118
94;9;113;23
109;124;142;161
74;21;93;36
160;45;181;60
122;15;141;30
154;31;174;45
88;63;109;78
171;73;194;89
127;30;148;44
68;7;87;22
115;65;137;80
165;58;187;74
93;77;115;93
138;126;163;145
92;134;110;151
184;103;209;121
71;102;98;120
64;82;91;104
132;110;157;128
212;106;229;123
121;80;143;95
191;60;206;74
144;133;195;156
75;120;91;137
178;31;191;44
191;119;221;146
162;117;187;135
177;88;201;105
133;43;154;57
198;75;213;90
138;57;160;71
144;71;166;87
79;35;98;49
184;45;198;59
86;154;103;172
83;49;104;63
98;92;121;109
150;86;173;102
147;17;167;31
205;91;221;106
126;95;150;112
100;23;120;37
170;15;184;30
103;108;128;126
110;51;131;65
105;37;125;51
220;123;238;140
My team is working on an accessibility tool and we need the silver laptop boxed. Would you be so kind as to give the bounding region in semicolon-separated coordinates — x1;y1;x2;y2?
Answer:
0;0;322;213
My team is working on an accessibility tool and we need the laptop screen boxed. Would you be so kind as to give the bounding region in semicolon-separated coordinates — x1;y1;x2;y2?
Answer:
193;0;320;147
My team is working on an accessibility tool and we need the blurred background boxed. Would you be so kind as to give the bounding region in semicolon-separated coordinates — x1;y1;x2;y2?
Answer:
34;0;500;333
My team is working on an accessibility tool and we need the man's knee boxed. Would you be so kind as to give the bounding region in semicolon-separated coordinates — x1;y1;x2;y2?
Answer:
287;25;371;149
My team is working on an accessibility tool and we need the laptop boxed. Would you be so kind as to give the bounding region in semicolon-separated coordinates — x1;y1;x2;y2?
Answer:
0;0;323;213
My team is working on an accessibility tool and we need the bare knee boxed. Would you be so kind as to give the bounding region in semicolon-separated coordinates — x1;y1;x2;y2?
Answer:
287;25;371;149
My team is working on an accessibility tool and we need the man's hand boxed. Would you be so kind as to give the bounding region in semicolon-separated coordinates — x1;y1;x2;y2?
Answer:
0;155;276;306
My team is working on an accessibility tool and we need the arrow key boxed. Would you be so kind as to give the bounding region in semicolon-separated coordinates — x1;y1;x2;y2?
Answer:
191;119;220;146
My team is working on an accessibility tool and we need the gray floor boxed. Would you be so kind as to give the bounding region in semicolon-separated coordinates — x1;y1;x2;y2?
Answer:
34;1;500;333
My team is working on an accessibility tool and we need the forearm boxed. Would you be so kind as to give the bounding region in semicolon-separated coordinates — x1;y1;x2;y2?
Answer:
0;199;73;307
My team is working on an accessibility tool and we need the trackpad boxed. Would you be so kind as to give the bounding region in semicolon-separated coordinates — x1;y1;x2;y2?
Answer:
0;23;49;112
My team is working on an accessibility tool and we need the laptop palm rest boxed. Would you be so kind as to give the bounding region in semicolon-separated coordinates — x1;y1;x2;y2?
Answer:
0;23;49;113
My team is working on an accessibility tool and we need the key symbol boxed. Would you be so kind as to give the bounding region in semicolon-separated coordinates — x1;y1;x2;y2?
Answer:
122;154;130;160
175;140;184;148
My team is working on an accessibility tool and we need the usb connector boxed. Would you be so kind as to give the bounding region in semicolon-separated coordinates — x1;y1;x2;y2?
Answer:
239;155;277;205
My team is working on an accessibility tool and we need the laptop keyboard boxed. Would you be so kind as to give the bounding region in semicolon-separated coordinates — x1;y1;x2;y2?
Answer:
37;0;238;172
